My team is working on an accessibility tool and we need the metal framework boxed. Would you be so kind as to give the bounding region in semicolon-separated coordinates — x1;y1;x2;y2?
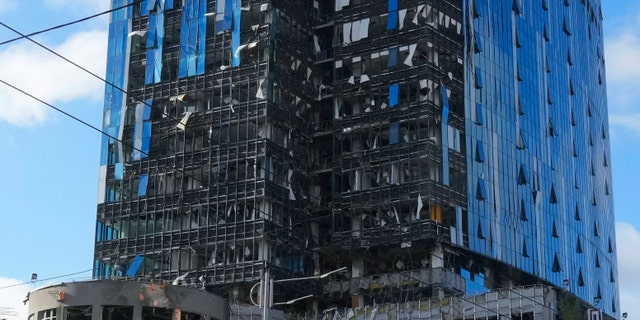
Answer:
95;0;467;307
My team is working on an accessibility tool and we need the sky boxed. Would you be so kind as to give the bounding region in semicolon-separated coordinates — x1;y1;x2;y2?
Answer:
0;0;639;318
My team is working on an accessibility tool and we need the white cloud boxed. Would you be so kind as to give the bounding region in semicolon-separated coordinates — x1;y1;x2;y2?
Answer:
605;30;640;115
0;277;29;320
44;0;109;13
605;8;640;138
616;222;640;316
609;114;640;138
0;29;107;126
0;0;16;12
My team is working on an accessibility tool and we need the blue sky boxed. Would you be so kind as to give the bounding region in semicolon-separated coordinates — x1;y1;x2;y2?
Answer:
0;0;639;318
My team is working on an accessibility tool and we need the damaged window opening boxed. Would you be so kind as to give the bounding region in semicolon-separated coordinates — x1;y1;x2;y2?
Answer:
102;306;133;320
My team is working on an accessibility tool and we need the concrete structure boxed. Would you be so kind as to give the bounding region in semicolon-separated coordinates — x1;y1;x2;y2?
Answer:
94;0;619;317
26;280;227;320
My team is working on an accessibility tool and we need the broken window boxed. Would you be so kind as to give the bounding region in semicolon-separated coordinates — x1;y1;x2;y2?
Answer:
64;307;91;320
102;306;133;320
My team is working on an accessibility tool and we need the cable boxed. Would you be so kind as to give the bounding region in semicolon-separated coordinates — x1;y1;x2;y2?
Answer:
0;21;122;113
0;78;150;159
0;6;325;207
0;16;215;187
0;269;92;290
0;1;141;47
0;76;215;196
0;16;199;140
0;17;318;203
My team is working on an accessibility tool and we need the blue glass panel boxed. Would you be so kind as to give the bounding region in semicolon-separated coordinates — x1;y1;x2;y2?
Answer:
141;122;152;156
145;50;155;84
115;162;124;180
142;100;152;120
179;0;207;76
100;134;110;164
153;12;164;83
94;260;102;278
165;0;173;9
475;67;483;88
388;0;398;11
388;47;398;67
440;83;450;184
387;11;397;30
138;174;149;196
476;178;486;200
101;6;129;166
178;0;194;77
197;0;207;74
147;13;157;48
214;0;233;32
440;84;449;109
126;255;144;277
106;226;114;241
141;0;149;15
389;122;399;144
476;140;485;162
441;103;449;186
224;0;233;30
131;101;151;160
146;0;156;12
187;55;197;76
476;103;484;124
96;221;104;242
474;32;483;53
153;51;163;81
232;0;241;67
389;84;399;106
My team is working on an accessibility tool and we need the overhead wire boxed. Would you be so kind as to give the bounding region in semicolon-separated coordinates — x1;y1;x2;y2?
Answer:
0;9;217;187
0;2;325;240
0;11;206;144
0;8;323;205
0;1;140;47
0;78;151;159
0;74;210;193
0;269;92;290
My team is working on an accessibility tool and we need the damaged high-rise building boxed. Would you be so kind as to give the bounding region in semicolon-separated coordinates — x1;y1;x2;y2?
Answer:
94;0;619;318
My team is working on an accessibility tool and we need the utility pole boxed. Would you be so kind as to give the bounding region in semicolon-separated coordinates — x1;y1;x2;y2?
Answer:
262;269;270;320
251;267;347;320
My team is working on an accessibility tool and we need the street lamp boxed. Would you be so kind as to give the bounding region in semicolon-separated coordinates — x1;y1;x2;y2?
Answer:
250;267;348;320
272;294;315;306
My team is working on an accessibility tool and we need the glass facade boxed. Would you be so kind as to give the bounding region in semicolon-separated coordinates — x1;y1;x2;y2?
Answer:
465;0;618;315
94;0;619;316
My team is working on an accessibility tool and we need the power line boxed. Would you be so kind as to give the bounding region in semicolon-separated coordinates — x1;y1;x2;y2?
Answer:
0;17;319;201
0;269;92;290
0;7;316;201
0;75;210;195
0;15;217;172
0;16;218;186
0;1;140;47
0;15;196;137
0;78;150;159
